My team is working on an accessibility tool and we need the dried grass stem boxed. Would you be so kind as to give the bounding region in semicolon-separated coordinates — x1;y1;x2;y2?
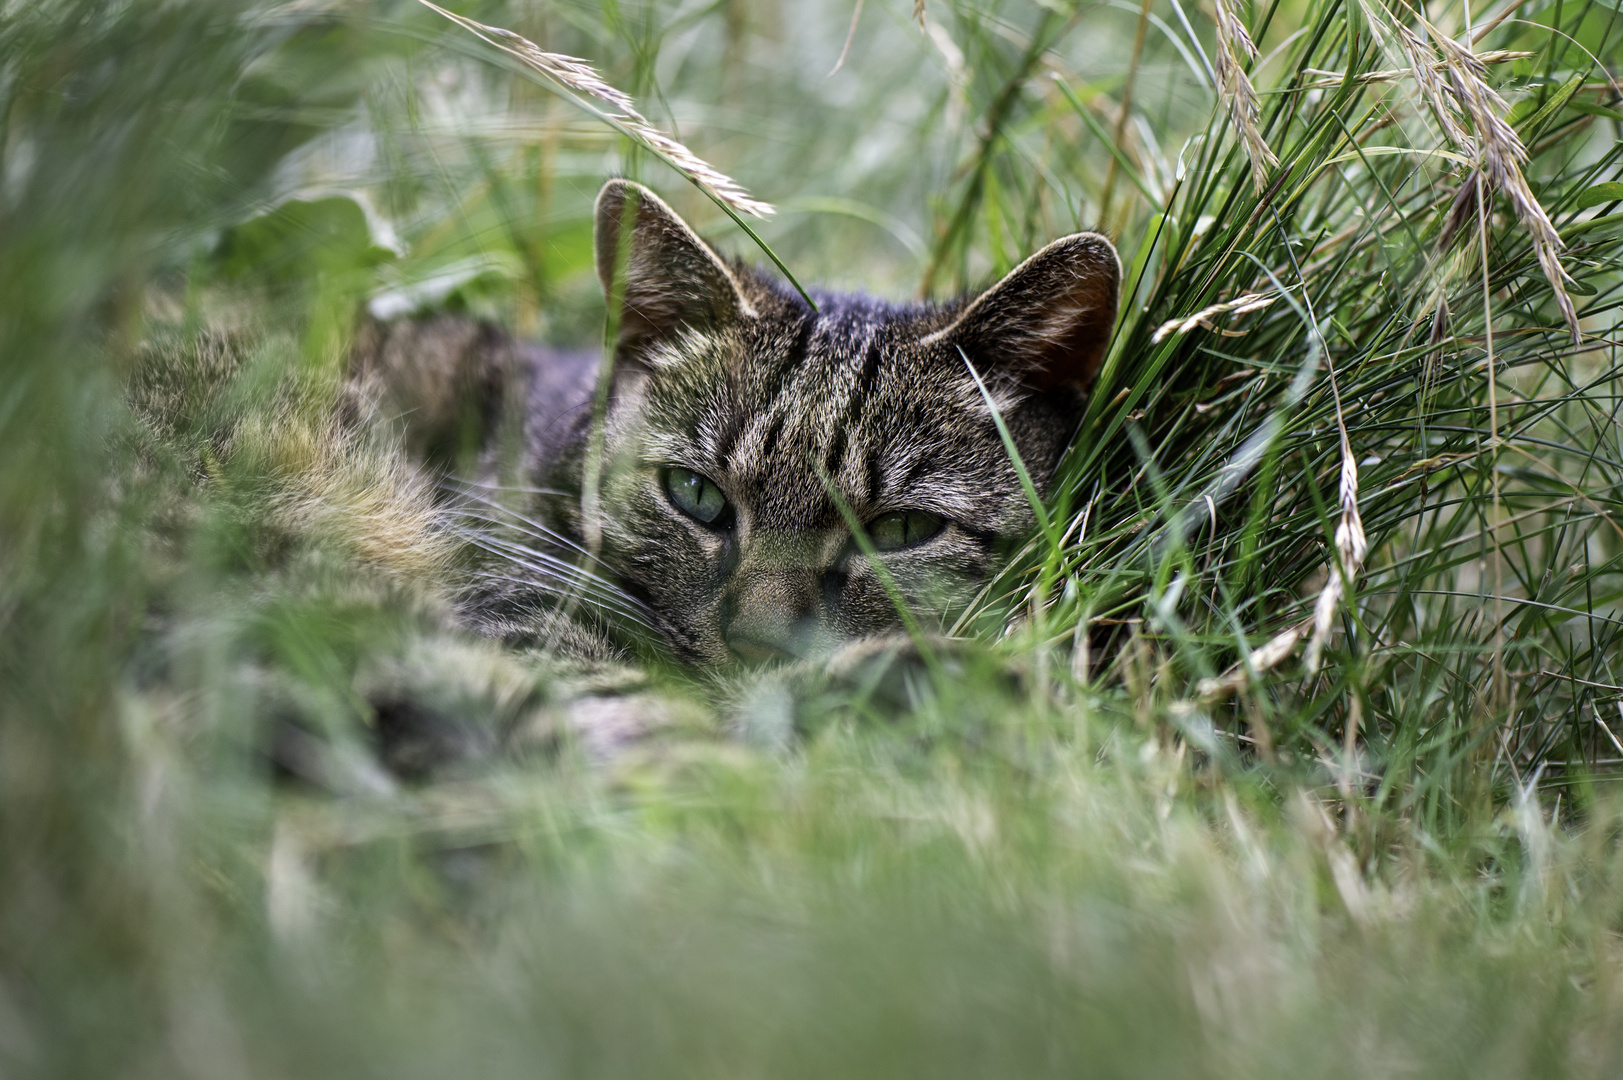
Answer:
1213;0;1279;193
416;0;772;218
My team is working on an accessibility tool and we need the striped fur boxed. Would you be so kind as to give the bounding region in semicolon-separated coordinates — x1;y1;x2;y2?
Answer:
384;181;1120;667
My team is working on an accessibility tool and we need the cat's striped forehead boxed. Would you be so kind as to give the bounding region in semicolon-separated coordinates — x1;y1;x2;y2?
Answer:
635;299;1023;532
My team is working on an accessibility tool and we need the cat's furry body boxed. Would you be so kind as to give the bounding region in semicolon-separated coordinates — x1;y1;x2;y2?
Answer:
354;181;1120;671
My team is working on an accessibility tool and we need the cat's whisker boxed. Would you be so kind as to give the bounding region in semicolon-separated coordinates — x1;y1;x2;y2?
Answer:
448;524;643;603
464;565;658;633
441;505;622;578
458;552;661;633
443;497;591;552
436;480;665;634
457;549;653;625
448;525;636;601
468;573;660;632
439;489;619;573
441;476;572;499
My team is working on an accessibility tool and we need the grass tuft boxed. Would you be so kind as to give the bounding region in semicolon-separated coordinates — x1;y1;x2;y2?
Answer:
1;0;1622;1073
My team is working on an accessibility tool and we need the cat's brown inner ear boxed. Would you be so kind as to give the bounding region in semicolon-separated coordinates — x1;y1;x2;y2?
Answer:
594;180;753;350
937;233;1120;393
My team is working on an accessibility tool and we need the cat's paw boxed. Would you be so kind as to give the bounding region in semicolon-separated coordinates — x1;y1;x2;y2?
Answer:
730;633;1021;741
819;633;952;707
347;635;712;781
508;688;712;764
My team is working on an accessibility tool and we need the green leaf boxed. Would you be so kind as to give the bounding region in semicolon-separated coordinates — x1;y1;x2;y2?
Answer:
1568;101;1623;124
1510;73;1584;138
215;194;403;285
1575;182;1623;210
367;252;527;320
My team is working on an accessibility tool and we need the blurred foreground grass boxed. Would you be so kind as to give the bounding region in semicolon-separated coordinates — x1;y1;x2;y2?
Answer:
3;0;1623;1074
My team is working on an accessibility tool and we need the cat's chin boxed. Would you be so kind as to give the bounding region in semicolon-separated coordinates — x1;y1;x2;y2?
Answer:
726;637;797;665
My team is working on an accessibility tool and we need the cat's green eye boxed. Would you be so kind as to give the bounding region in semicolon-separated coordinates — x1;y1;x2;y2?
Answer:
866;510;945;551
663;467;729;525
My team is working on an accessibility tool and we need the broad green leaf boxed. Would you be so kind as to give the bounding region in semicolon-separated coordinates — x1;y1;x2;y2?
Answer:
1568;101;1623;123
215;194;402;284
1575;181;1623;209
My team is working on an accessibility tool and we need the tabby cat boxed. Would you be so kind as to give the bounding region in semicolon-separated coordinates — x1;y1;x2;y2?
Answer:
352;180;1120;674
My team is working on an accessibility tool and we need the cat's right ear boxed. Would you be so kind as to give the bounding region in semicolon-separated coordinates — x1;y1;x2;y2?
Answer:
594;180;754;352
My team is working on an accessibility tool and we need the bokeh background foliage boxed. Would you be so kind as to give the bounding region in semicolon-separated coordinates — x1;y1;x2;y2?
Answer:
3;0;1623;1073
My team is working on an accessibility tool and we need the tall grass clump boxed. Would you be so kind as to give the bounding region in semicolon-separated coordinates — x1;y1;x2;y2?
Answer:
2;0;1623;1075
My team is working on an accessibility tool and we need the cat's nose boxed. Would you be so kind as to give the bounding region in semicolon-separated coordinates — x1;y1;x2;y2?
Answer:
723;573;815;664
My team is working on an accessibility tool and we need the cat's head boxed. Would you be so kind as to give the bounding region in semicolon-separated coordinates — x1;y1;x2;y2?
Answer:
588;180;1118;666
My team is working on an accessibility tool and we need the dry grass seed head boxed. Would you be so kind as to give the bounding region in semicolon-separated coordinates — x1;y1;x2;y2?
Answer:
1212;0;1279;193
1304;442;1369;674
1392;18;1473;146
1386;8;1582;341
1151;292;1278;343
1421;17;1580;339
415;0;772;218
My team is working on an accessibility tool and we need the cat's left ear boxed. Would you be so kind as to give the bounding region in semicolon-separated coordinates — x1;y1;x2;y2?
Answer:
930;233;1120;393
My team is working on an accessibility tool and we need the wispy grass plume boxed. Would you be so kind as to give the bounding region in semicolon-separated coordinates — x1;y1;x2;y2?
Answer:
1304;382;1370;675
1212;0;1278;192
1423;18;1582;340
1376;3;1582;339
1151;291;1278;343
416;0;774;219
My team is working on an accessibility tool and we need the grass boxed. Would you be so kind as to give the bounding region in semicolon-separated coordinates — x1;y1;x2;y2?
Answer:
3;0;1623;1074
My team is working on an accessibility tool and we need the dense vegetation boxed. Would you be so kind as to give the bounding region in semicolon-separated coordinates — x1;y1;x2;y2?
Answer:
2;0;1622;1073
